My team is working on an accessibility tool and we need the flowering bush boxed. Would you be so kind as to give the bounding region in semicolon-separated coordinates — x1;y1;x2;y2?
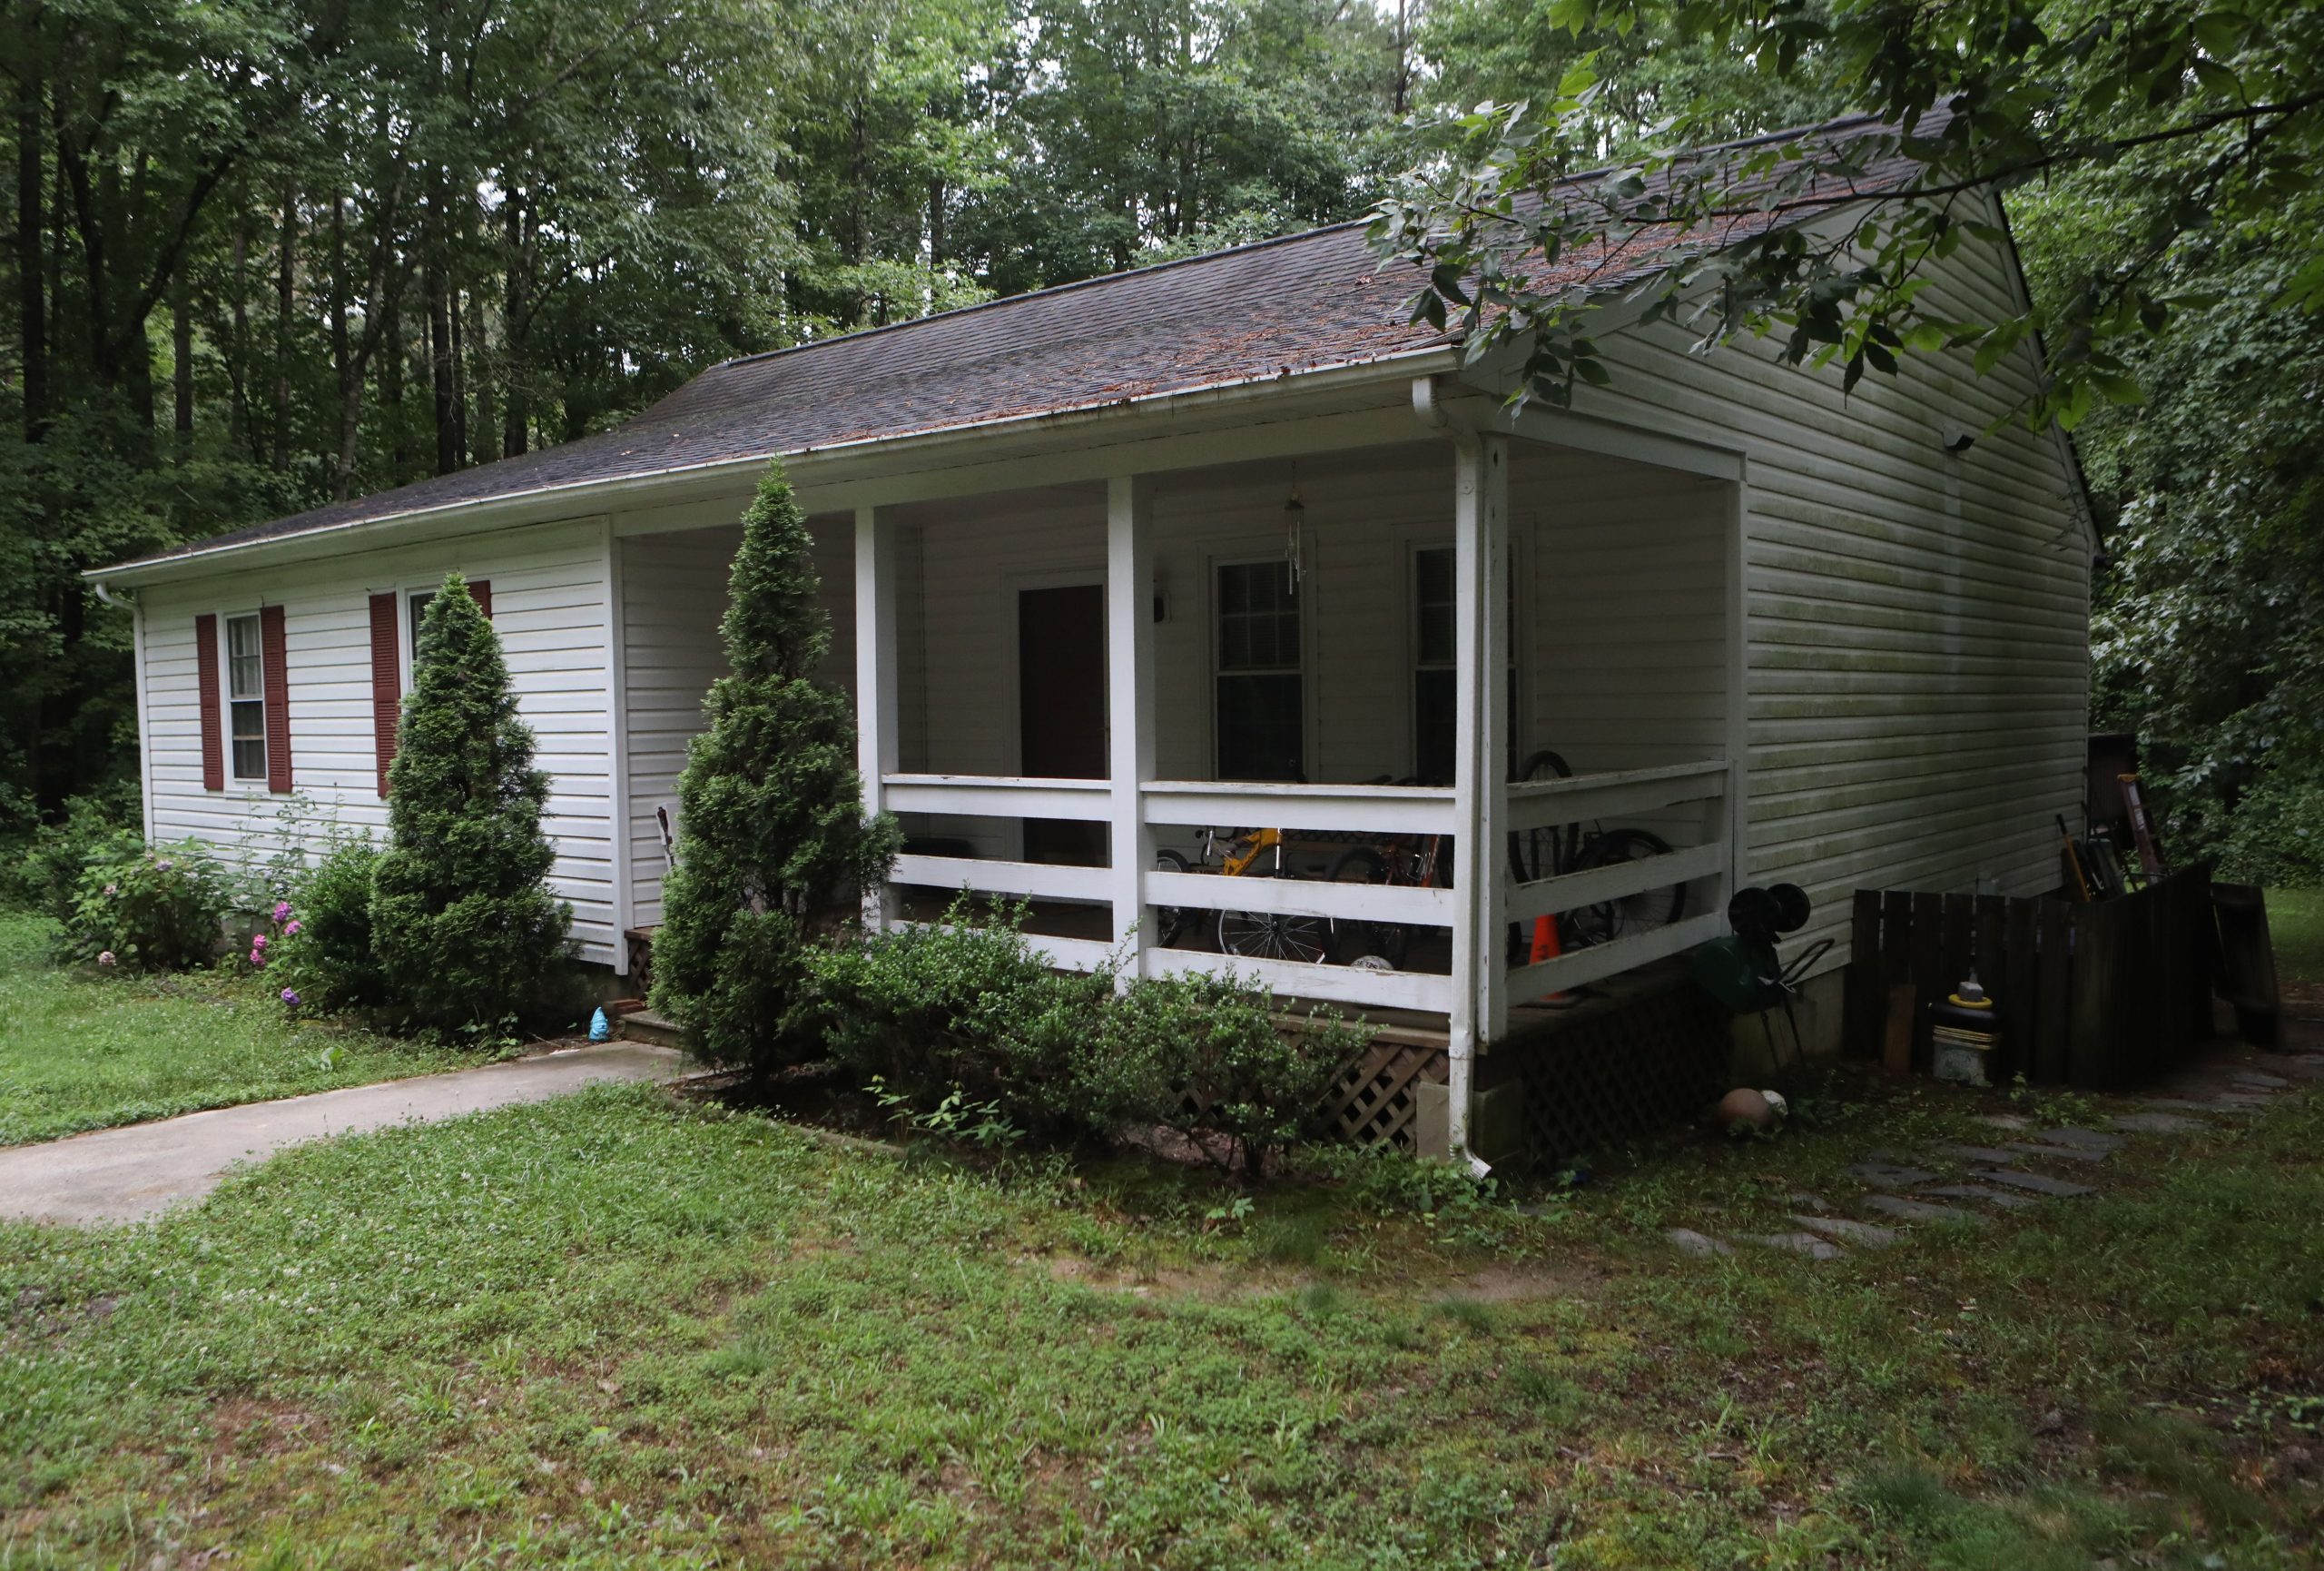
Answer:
60;839;231;973
269;840;388;1015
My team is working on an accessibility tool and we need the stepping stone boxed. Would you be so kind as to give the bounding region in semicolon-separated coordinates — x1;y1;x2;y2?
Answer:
1793;1215;1899;1249
2233;1072;2290;1090
2003;1141;2109;1164
2137;1097;2250;1114
1975;1113;2034;1131
2031;1127;2124;1153
1666;1229;1735;1259
1742;1231;1846;1260
1850;1162;1938;1189
1863;1194;1992;1227
2108;1112;2204;1134
1915;1183;2035;1210
1971;1168;2094;1198
1935;1144;2026;1165
1787;1192;1833;1213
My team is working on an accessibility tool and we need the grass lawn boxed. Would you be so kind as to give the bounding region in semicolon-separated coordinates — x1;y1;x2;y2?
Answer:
2268;889;2324;986
5;1062;2320;1567
0;912;472;1146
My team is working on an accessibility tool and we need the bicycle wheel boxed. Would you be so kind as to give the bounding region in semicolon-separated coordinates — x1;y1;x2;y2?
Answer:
1216;872;1330;966
1152;848;1192;947
1511;748;1574;883
1563;827;1682;949
1326;846;1410;970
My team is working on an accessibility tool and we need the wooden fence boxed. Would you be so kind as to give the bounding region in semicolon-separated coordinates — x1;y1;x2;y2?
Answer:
1841;865;2215;1090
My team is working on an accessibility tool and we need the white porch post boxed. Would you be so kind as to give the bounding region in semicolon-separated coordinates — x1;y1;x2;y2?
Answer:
1723;470;1751;902
1106;475;1157;979
855;504;901;930
1448;430;1510;1161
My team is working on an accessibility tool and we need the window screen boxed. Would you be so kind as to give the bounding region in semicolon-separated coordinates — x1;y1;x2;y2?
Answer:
226;614;267;782
1413;547;1519;786
406;589;436;658
1216;560;1303;781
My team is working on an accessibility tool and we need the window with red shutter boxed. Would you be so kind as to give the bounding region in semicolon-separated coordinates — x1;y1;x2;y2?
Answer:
369;592;399;797
195;613;223;791
260;605;292;794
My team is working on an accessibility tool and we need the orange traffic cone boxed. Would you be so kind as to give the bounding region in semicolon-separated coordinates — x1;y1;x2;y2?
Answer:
1530;915;1567;1001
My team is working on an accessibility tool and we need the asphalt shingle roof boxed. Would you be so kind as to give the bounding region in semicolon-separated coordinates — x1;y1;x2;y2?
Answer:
108;110;1934;573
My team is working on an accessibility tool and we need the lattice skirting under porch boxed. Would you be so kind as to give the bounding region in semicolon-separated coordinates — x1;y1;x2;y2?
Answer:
1485;979;1731;1171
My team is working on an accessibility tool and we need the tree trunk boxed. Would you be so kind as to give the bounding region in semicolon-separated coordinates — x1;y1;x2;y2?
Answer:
428;199;456;475
271;181;296;471
382;280;407;483
501;193;527;458
15;2;46;441
227;217;253;460
171;262;193;455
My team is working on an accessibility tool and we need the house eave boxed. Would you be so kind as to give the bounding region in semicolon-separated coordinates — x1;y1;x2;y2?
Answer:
86;343;1462;589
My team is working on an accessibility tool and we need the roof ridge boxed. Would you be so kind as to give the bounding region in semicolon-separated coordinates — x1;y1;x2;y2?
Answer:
713;220;1374;373
706;106;1919;378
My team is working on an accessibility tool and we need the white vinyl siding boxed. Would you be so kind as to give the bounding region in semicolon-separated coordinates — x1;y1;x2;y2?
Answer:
137;518;622;964
614;514;853;929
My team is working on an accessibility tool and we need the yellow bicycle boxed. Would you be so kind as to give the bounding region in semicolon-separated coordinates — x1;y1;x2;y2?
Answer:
1153;825;1329;964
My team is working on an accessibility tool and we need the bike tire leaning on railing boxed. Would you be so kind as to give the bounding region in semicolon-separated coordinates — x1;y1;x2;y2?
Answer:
1325;845;1412;971
1154;848;1194;946
1215;869;1330;966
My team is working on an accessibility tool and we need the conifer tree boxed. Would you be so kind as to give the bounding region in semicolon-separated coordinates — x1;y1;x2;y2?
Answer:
651;461;899;1070
372;574;571;1031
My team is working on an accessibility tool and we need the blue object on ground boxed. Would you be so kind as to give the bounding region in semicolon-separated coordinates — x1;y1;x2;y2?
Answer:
588;1006;612;1042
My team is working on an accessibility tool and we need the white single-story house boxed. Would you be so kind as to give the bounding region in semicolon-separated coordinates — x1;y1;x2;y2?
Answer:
87;117;2094;1157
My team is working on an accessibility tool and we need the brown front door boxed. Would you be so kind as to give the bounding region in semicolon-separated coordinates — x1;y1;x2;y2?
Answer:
1019;584;1108;865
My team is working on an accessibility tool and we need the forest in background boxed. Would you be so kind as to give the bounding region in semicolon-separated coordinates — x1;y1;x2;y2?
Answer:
2;0;2318;884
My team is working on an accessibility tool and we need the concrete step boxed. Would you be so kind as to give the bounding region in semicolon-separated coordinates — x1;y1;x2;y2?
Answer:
616;1009;686;1050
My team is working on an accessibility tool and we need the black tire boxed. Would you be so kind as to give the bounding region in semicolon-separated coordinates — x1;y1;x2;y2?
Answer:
1153;848;1192;947
1562;827;1682;950
1512;748;1575;884
1216;871;1330;966
1326;845;1410;970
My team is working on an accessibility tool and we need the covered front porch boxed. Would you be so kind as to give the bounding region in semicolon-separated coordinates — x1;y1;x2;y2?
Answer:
617;399;1747;1154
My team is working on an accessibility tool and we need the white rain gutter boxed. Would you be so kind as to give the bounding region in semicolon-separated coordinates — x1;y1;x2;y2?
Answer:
84;342;1462;588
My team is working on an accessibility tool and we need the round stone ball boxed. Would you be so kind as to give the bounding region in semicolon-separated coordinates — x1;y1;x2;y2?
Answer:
1716;1087;1774;1133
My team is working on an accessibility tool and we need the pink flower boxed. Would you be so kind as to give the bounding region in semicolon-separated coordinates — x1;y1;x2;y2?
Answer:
154;859;172;872
281;988;300;1006
282;920;301;936
251;934;267;949
273;902;292;924
97;951;115;966
249;949;265;968
103;883;117;896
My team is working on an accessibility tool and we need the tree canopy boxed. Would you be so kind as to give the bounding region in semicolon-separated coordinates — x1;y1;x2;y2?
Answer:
4;0;2319;876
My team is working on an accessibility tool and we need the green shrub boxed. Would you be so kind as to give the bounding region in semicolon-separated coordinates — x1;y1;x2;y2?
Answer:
651;461;899;1072
1096;970;1367;1175
12;792;142;923
2214;771;2324;887
60;838;231;972
371;574;572;1033
271;840;388;1013
811;898;1113;1136
809;903;1370;1174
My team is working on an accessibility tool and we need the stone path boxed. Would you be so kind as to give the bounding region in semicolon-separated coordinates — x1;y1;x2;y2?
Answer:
0;1042;690;1226
1666;1044;2324;1262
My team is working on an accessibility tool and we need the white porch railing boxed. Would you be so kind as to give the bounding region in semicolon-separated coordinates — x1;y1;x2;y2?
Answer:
877;763;1730;1023
1502;761;1731;1002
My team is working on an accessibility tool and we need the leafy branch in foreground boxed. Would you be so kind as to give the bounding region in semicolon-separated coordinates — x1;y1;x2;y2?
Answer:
1368;0;2324;428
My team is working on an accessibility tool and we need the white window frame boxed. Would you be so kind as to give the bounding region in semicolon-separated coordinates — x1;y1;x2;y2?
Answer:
399;584;439;694
1407;538;1524;785
222;610;269;785
1206;554;1314;783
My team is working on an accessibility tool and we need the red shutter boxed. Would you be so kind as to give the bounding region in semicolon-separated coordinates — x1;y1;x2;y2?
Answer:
369;591;399;798
194;613;223;792
470;578;491;619
260;604;292;794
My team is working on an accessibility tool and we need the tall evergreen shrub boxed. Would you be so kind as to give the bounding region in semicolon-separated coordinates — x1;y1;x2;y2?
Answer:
651;461;899;1071
371;574;570;1032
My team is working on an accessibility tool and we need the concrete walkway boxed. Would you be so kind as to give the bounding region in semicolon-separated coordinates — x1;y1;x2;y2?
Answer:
0;1042;689;1227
